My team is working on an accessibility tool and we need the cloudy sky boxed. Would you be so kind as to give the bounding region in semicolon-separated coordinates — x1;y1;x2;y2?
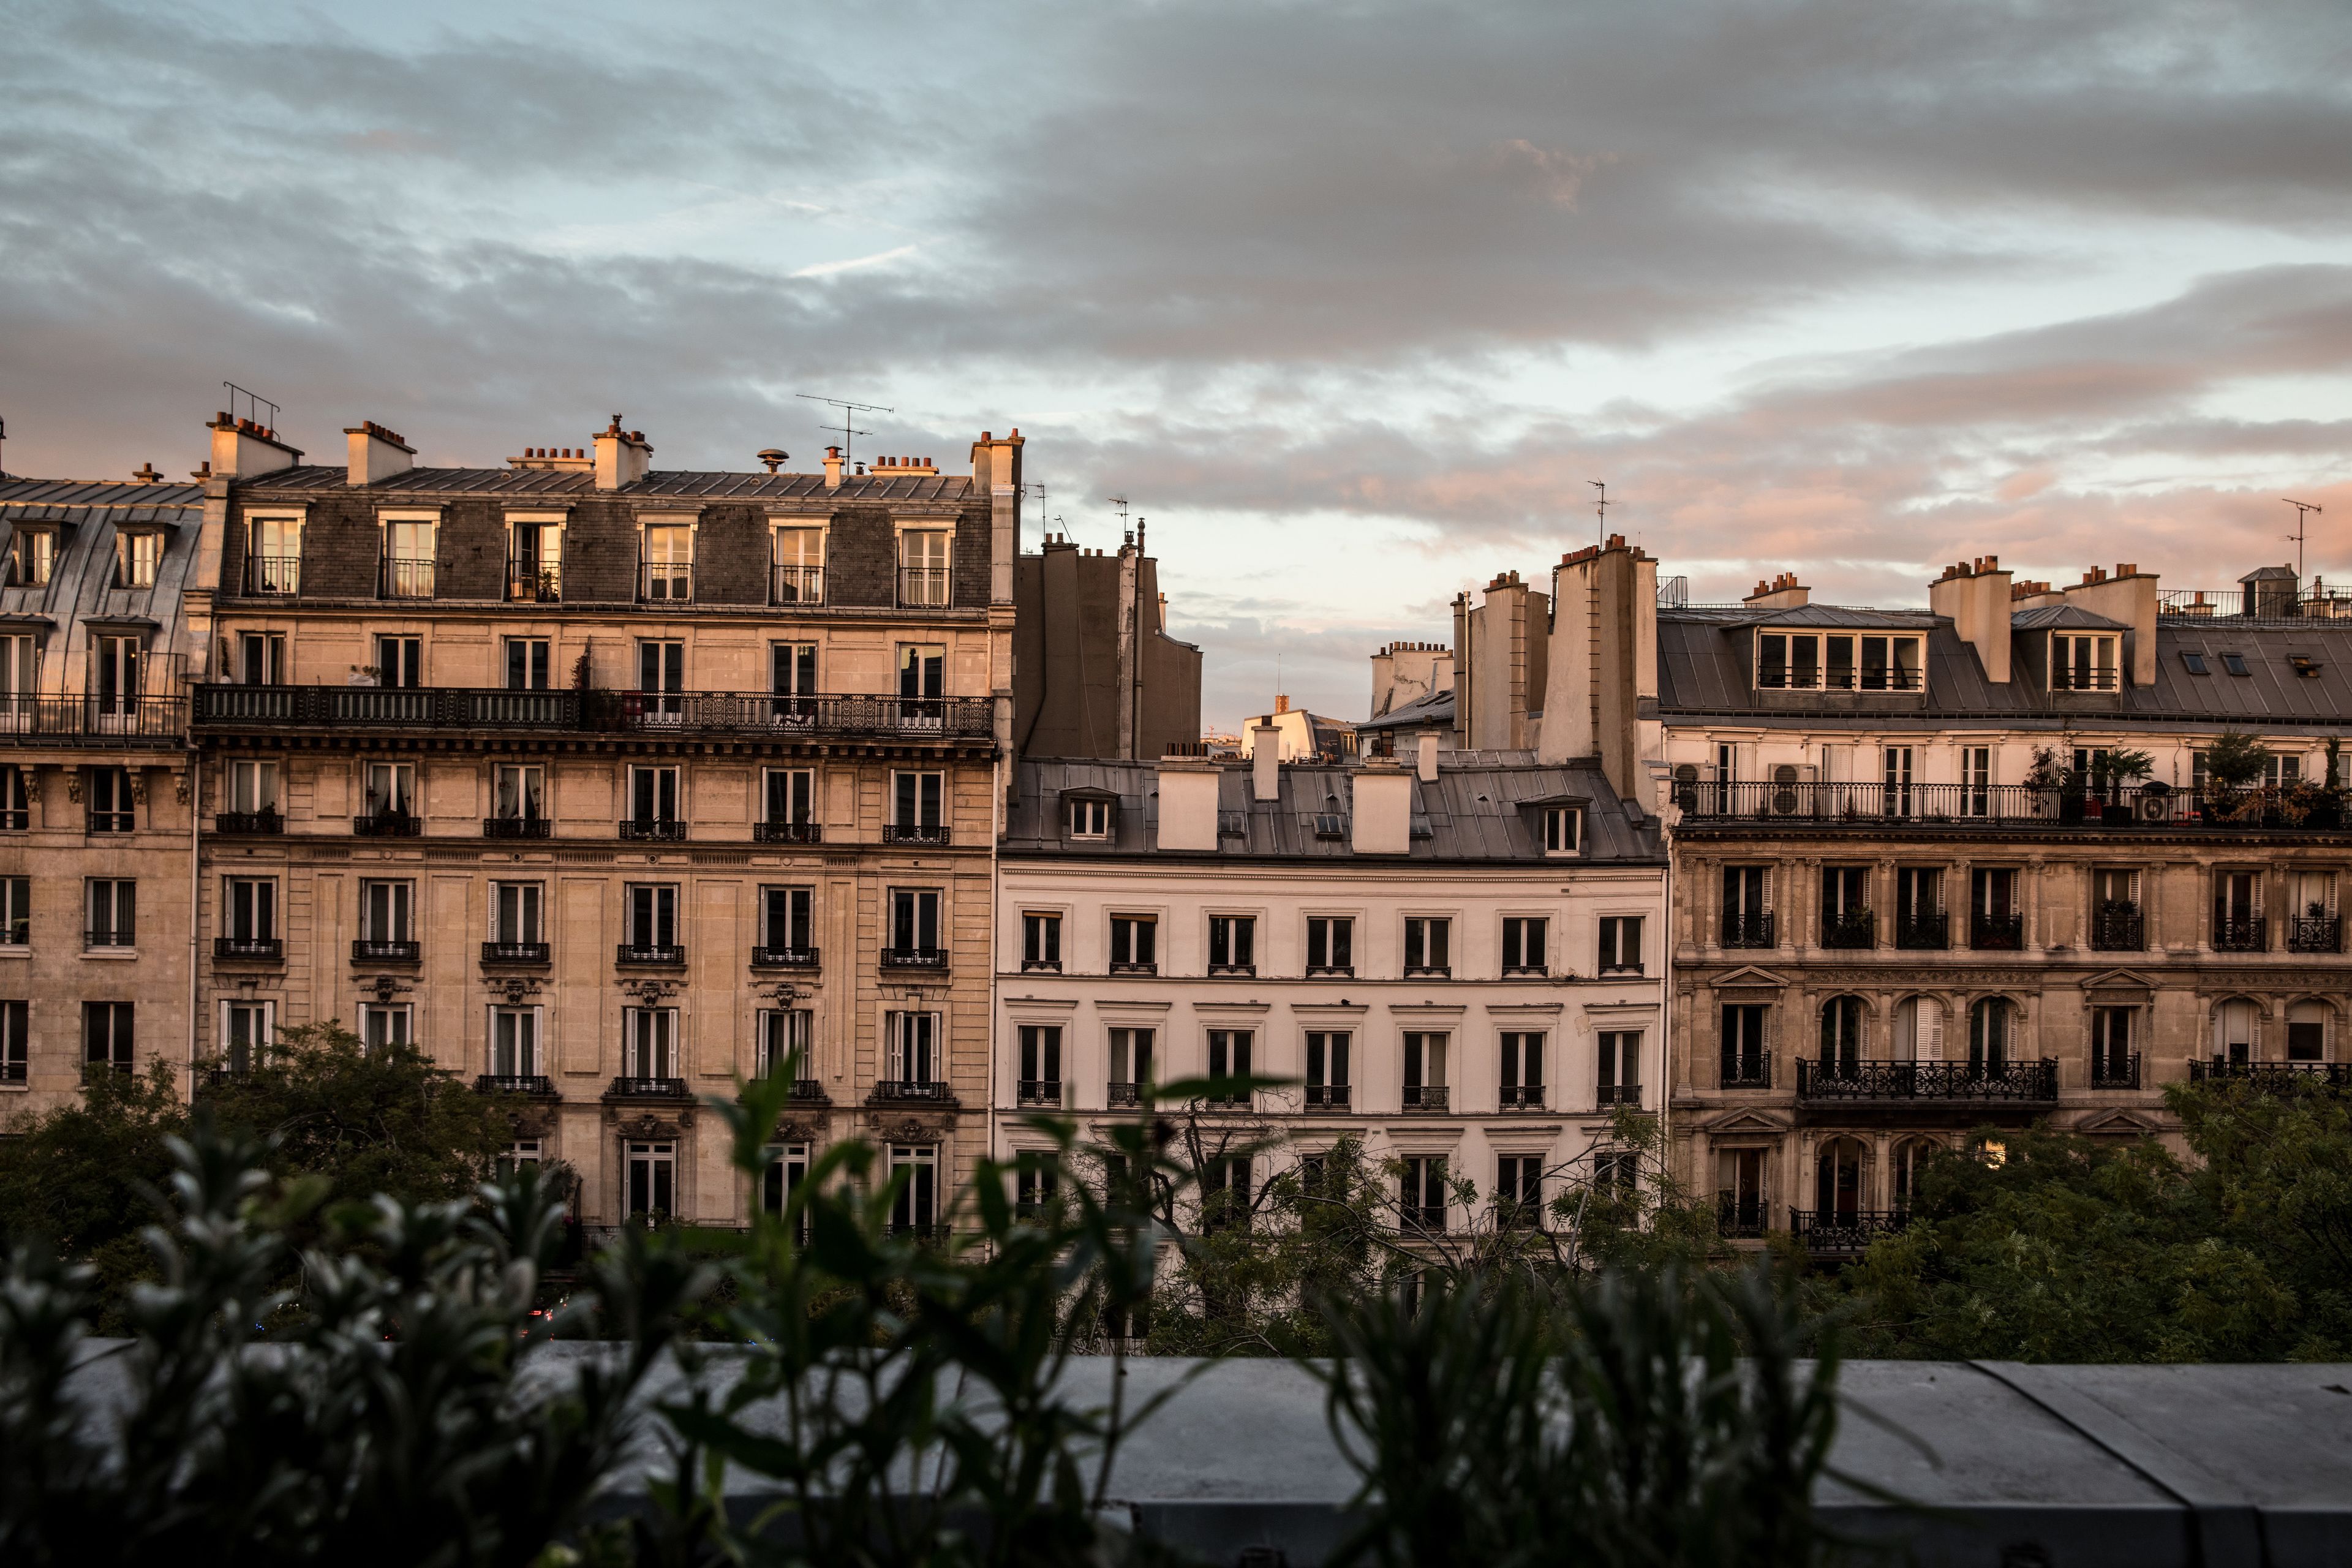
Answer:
4;1;2350;730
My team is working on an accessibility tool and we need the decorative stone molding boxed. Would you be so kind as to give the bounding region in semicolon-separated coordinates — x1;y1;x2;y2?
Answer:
622;976;682;1005
366;974;416;1004
63;770;81;804
496;975;545;1006
611;1109;693;1136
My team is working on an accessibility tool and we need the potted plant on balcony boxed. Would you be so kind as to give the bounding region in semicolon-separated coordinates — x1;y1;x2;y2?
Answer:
2094;748;2153;823
2201;730;2269;824
2026;746;2067;821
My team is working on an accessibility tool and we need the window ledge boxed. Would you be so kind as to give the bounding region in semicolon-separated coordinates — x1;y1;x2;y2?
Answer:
0;946;30;960
81;948;139;960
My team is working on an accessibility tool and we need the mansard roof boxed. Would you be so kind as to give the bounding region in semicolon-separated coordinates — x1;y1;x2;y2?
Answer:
232;466;972;504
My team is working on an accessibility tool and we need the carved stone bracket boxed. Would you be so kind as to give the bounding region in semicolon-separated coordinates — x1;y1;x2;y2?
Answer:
774;1117;823;1144
496;975;545;1006
366;974;416;1004
63;770;81;804
174;768;190;804
764;980;805;1008
866;1112;949;1145
611;1110;692;1137
621;976;682;1005
127;769;148;805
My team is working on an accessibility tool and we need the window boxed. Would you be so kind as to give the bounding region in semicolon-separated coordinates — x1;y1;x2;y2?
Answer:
380;519;436;598
2287;1001;2328;1064
760;886;814;957
1018;1025;1062;1102
1960;746;1992;816
889;1011;940;1085
10;529;55;586
626;1141;676;1219
227;759;279;817
1201;1155;1250;1231
491;882;543;945
641;524;693;601
625;764;681;832
1021;911;1061;972
86;767;134;833
91;636;141;717
770;642;818;723
897;644;945;723
1402;1032;1447;1109
359;1003;409;1054
1597;916;1643;974
1501;916;1547;975
1208;914;1256;973
504;638;551;691
1399;1156;1446;1231
2214;998;2258;1066
2214;869;2264;950
1821;865;1871;946
1970;868;2022;949
2220;651;2250;677
763;767;816;834
1495;1155;1542;1226
1891;997;1943;1064
1108;1027;1152;1102
0;1000;24;1085
624;884;679;952
1403;916;1450;975
1721;865;1770;946
85;1001;132;1072
1305;916;1353;975
890;1145;938;1232
373;634;422;688
1819;995;1863;1076
490;764;545;826
1068;797;1111;839
0;876;25;945
2092;1006;2135;1084
2180;650;2209;676
637;639;684;721
115;531;160;589
1720;1004;1768;1086
0;767;24;831
623;1006;678;1079
1758;631;1921;690
499;1140;543;1178
2266;754;2303;789
773;528;824;605
888;888;941;957
1499;1031;1545;1108
221;1000;272;1072
891;772;945;839
1895;867;1945;947
2051;633;2118;691
0;635;37;726
762;1142;809;1221
236;631;285;685
1016;1164;1057;1218
245;516;300;594
490;1006;538;1076
757;1008;812;1079
897;529;951;607
508;519;562;602
1719;1148;1765;1233
1305;1031;1351;1109
86;878;134;947
1540;806;1580;855
1968;998;2011;1072
363;761;417;822
1109;913;1157;973
1596;1030;1642;1107
223;876;277;944
1882;746;1914;815
1596;1152;1638;1195
1206;1028;1252;1095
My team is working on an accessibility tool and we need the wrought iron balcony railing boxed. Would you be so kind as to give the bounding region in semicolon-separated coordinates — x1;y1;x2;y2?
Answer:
615;943;685;966
1676;778;2352;831
214;809;283;835
195;684;993;740
481;940;550;964
1721;911;1776;949
483;815;551;839
352;938;420;963
2290;915;2342;954
1401;1084;1450;1111
84;927;135;949
749;945;819;968
1819;910;1875;949
753;821;823;844
1305;1084;1352;1110
0;693;183;745
1795;1058;2059;1102
2091;904;2144;951
1970;913;2026;951
353;811;421;837
1017;1079;1063;1106
1720;1050;1771;1089
475;1074;556;1097
1790;1208;1910;1253
1716;1197;1769;1239
506;563;562;603
2090;1052;2141;1090
897;567;951;608
213;936;283;961
1895;912;1948;949
606;1076;692;1100
639;562;693;602
1594;1084;1643;1108
1107;1081;1143;1109
379;557;435;599
1498;1084;1546;1110
243;554;300;595
871;1080;956;1103
772;564;824;605
883;823;951;846
618;816;686;842
880;946;948;969
2212;913;2267;952
2189;1058;2352;1090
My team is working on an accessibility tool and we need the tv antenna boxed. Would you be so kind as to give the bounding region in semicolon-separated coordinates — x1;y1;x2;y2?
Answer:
2285;497;2323;580
1107;493;1131;547
1034;480;1049;539
796;393;891;466
1589;480;1611;549
222;381;280;432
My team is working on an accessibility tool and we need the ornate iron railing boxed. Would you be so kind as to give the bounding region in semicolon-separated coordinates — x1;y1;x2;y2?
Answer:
606;1076;692;1099
2189;1058;2352;1089
2092;904;2144;951
195;685;992;739
481;940;549;964
1895;912;1949;949
1790;1208;1909;1253
476;1074;556;1096
1402;1084;1450;1111
615;943;686;966
214;809;283;834
2212;913;2266;952
2289;915;2342;954
1795;1058;2058;1102
2091;1053;2141;1090
352;938;420;963
750;946;819;968
1676;779;2352;831
1720;1050;1772;1089
1819;910;1875;949
1970;913;2026;951
1721;911;1776;948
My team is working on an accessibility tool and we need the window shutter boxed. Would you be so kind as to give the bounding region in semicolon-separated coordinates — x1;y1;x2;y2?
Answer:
1924;1004;1944;1063
2252;876;2265;919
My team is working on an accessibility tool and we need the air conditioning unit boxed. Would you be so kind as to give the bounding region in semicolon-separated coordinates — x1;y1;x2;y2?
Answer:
2134;791;2173;823
1770;763;1816;816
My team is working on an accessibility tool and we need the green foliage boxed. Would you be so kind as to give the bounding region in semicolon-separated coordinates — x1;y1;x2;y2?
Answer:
2203;729;2269;788
0;1063;185;1322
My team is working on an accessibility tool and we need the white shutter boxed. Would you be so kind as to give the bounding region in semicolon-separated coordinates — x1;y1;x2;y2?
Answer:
1924;1003;1945;1063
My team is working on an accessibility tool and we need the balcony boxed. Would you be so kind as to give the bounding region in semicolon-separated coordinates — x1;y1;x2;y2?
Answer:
639;562;693;603
1107;1081;1143;1109
352;938;420;963
2290;915;2342;954
353;811;421;838
1306;963;1355;979
1594;1084;1643;1108
1401;1084;1450;1112
379;557;436;599
2091;1054;2141;1090
243;554;301;596
2049;667;2120;692
1676;778;2352;832
1721;911;1776;949
1969;913;2026;951
507;563;562;603
1208;962;1256;978
618;816;686;843
2189;1058;2352;1090
481;940;550;965
753;821;823;845
0;693;181;747
897;567;951;608
606;1076;693;1101
1017;1079;1063;1107
2212;914;2267;952
870;1080;956;1104
1720;1051;1773;1090
213;936;283;962
1819;910;1875;950
1895;912;1948;950
880;946;948;970
475;1074;556;1098
1795;1058;2059;1104
1403;963;1452;979
883;823;951;846
1109;960;1158;977
214;809;283;835
772;564;824;605
194;685;995;741
1305;1085;1352;1110
1498;1085;1546;1110
1716;1197;1769;1240
1790;1208;1909;1256
483;815;551;840
749;945;819;969
2091;904;2144;952
784;1077;829;1104
1501;962;1548;978
87;810;134;834
616;943;686;967
1020;957;1062;974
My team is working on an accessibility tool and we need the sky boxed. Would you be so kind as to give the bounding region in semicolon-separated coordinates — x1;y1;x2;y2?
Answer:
3;0;2350;733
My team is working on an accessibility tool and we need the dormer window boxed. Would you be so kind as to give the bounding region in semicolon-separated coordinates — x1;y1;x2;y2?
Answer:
1756;631;1921;691
1542;806;1581;856
2052;633;2119;691
114;532;160;589
1067;797;1111;839
9;530;55;587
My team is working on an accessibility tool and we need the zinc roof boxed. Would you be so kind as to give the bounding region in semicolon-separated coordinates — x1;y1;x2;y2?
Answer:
235;466;971;504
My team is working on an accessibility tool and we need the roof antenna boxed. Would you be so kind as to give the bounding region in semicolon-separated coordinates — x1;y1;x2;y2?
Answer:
1108;493;1130;549
795;393;891;466
2285;497;2323;582
1033;479;1048;541
1589;480;1611;550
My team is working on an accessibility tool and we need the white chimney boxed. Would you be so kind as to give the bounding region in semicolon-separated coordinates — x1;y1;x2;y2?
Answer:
1156;759;1220;851
592;415;652;490
1251;723;1281;802
1351;761;1411;855
1415;731;1440;782
822;445;844;489
207;412;302;480
344;421;413;486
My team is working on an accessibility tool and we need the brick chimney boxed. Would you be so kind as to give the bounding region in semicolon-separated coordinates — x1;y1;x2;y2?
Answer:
592;415;652;490
1743;570;1810;611
344;421;413;486
1156;756;1221;851
207;412;303;480
1928;556;2015;683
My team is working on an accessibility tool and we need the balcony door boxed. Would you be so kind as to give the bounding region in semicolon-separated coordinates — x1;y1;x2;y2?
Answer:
1817;995;1863;1077
897;644;944;728
638;640;684;722
1814;1137;1864;1223
1967;998;2011;1073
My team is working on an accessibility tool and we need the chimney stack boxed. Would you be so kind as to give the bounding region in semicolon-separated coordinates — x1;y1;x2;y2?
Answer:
592;415;652;490
344;421;414;486
1415;731;1440;783
207;412;303;480
1350;759;1411;855
1156;755;1221;851
1275;693;1290;714
1743;570;1810;611
2064;560;2160;687
1251;723;1282;801
1928;554;2015;683
1538;535;1658;808
822;446;843;488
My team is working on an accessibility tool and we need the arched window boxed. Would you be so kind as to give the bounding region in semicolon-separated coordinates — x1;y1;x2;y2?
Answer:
1890;1137;1938;1215
1819;995;1864;1075
1968;997;2010;1073
2287;1000;2329;1064
1814;1136;1865;1221
1891;997;1943;1063
2214;998;2260;1066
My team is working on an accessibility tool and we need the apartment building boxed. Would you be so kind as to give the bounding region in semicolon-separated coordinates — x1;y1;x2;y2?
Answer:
191;414;1021;1232
992;733;1668;1231
0;466;206;1110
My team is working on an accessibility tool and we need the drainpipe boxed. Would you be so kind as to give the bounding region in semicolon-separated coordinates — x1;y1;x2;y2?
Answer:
986;749;1003;1172
186;744;201;1093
